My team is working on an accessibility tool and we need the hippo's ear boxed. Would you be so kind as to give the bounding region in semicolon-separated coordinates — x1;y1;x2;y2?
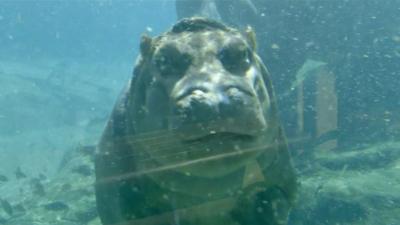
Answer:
140;34;153;58
243;26;257;51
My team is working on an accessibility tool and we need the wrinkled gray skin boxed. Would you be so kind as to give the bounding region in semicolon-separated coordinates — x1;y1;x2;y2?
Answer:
95;18;297;225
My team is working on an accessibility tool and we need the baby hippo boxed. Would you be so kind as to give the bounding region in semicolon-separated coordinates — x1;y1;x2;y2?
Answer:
95;17;297;225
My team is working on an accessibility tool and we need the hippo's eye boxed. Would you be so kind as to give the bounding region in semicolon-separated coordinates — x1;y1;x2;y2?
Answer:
218;43;252;74
154;45;192;78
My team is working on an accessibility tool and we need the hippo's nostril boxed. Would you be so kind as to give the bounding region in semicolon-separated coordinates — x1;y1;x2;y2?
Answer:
191;89;207;97
225;85;254;98
175;86;209;102
226;87;242;102
172;92;219;129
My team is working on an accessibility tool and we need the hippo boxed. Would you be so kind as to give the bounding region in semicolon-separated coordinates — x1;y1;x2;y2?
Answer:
95;17;297;225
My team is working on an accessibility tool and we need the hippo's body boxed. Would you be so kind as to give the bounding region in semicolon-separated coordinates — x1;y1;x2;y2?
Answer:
95;17;297;225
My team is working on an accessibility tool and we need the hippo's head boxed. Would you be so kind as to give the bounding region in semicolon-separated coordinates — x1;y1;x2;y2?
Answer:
127;18;282;178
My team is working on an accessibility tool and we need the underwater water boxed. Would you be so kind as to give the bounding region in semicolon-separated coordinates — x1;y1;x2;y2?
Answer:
0;0;399;225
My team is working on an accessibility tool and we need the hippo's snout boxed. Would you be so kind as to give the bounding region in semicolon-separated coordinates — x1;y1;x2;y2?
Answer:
173;83;251;118
170;83;266;139
173;88;218;127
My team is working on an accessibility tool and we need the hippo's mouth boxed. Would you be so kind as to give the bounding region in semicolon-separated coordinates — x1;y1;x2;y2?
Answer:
171;118;265;143
182;132;256;143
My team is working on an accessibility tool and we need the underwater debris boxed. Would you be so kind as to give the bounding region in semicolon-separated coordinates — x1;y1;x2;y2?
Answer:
30;178;46;196
71;165;93;177
15;167;27;179
0;199;13;216
0;175;8;183
290;59;327;90
42;201;69;211
279;59;328;99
